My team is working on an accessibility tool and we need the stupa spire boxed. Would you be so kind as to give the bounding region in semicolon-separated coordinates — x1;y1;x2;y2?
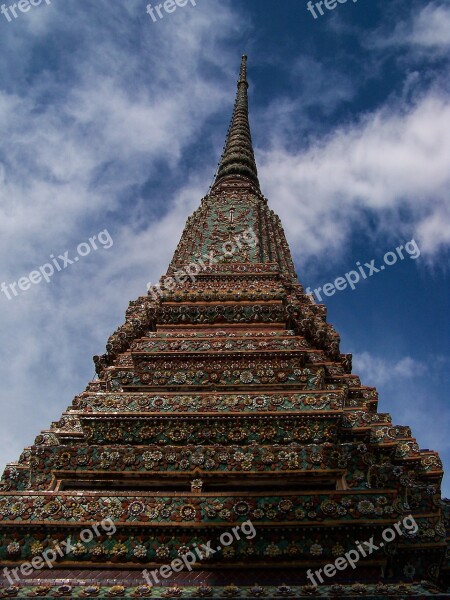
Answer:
213;54;260;189
0;54;447;599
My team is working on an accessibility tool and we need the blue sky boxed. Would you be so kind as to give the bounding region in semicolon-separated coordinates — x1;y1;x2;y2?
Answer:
0;0;449;494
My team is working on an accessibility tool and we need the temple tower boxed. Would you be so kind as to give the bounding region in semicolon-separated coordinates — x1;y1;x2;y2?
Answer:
0;56;448;599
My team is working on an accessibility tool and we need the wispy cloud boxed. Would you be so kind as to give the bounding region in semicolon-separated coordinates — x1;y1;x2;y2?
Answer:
369;2;450;52
353;352;427;386
259;88;450;262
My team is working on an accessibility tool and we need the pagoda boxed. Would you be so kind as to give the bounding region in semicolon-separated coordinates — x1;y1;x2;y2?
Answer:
0;56;449;599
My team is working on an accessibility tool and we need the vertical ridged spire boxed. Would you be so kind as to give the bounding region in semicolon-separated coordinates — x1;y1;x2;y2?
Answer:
212;55;260;189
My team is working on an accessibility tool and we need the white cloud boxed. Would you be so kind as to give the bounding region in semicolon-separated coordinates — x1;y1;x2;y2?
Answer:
259;89;450;262
373;2;450;51
409;3;450;48
353;352;427;386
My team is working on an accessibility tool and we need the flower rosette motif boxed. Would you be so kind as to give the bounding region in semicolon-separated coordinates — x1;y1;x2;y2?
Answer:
176;545;190;557
350;583;367;595
224;396;239;409
205;457;216;470
180;504;197;521
309;449;324;465
267;393;283;408
28;585;52;597
331;542;345;557
265;508;277;520
233;501;251;516
329;585;345;596
294;508;305;520
195;584;213;597
133;544;148;559
101;498;124;519
219;508;232;520
285;543;299;557
261;452;275;465
278;499;293;513
320;500;338;516
30;541;44;555
151;397;166;409
160;506;171;519
166;452;177;464
43;499;61;517
309;543;323;557
1;585;22;597
6;541;21;556
260;426;277;441
8;464;22;480
168;428;188;442
239;370;254;384
108;585;126;597
161;586;182;598
177;458;188;470
155;544;170;559
128;501;145;518
217;451;230;464
111;542;127;558
264;542;281;557
295;426;312;441
77;452;90;466
234;451;245;463
357;500;375;515
241;459;252;471
222;584;240;597
71;542;86;556
132;585;153;597
105;426;122;442
201;396;218;409
146;504;161;520
172;372;187;384
91;545;106;559
191;452;205;466
81;585;101;597
53;448;71;468
247;583;266;597
206;506;217;518
274;584;294;597
8;501;26;518
251;396;268;410
228;427;247;442
142;452;155;470
136;396;150;409
285;452;299;469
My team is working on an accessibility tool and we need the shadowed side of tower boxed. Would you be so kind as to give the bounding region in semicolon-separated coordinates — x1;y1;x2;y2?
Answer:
0;56;448;599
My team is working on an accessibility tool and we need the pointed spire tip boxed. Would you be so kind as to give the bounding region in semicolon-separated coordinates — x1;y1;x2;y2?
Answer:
239;54;248;85
212;54;260;190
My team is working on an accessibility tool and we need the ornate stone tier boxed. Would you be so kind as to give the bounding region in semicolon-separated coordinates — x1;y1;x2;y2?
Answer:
0;493;445;580
0;580;447;598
